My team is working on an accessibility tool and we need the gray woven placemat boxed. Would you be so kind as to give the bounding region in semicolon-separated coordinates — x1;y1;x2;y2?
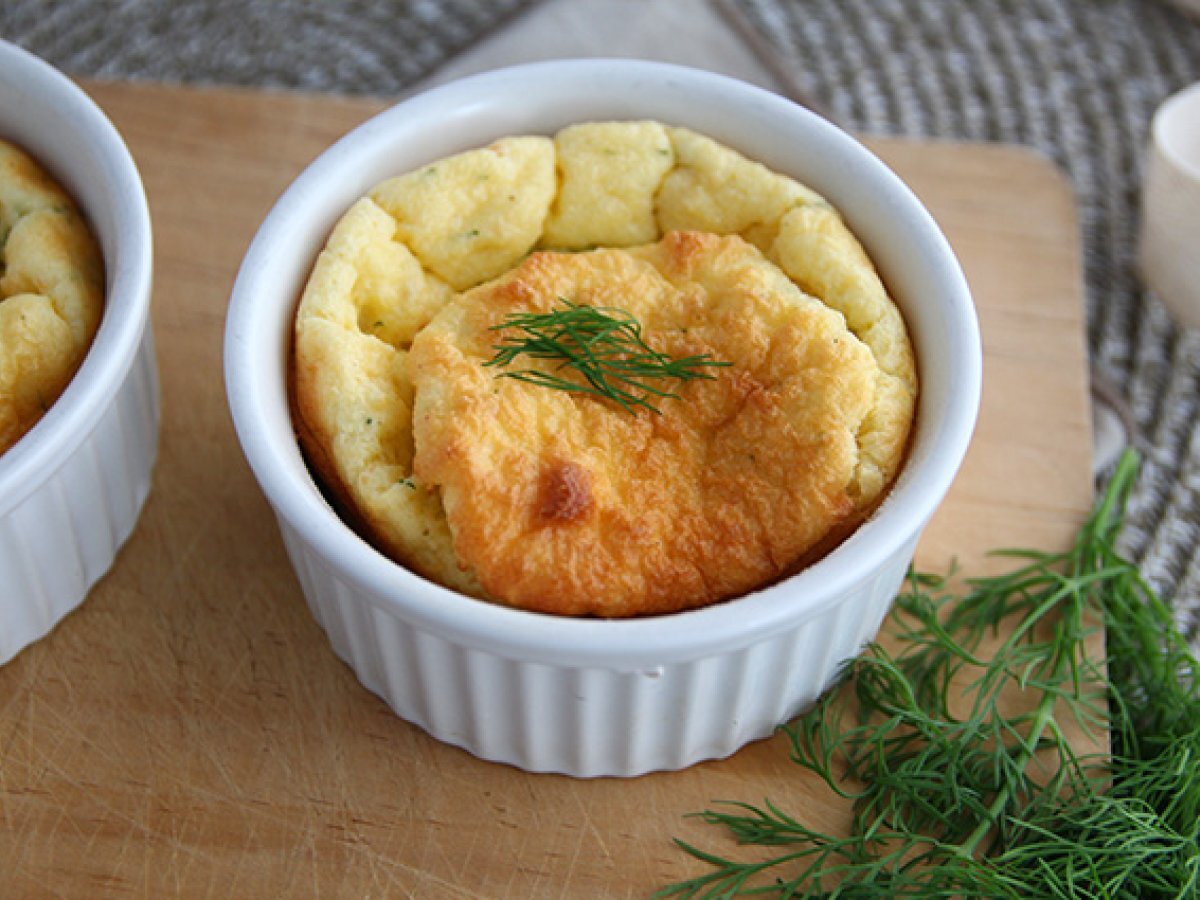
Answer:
730;0;1200;638
0;0;538;94
3;0;1197;638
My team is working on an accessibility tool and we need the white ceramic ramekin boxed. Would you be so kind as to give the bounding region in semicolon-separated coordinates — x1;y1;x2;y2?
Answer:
1138;80;1200;330
0;41;158;665
225;60;981;777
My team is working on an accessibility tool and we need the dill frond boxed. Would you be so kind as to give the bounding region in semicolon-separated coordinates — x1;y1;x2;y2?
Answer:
483;297;729;414
660;450;1200;899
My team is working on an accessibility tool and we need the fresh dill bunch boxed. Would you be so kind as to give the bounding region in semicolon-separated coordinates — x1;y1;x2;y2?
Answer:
483;297;729;414
658;450;1200;899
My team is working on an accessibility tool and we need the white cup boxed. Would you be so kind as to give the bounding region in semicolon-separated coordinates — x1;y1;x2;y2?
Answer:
1139;81;1200;330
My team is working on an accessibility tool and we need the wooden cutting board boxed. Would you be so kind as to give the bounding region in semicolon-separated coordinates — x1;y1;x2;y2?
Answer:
0;81;1093;897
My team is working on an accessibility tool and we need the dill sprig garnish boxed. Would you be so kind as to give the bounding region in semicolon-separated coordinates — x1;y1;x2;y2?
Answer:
483;298;729;414
659;449;1200;898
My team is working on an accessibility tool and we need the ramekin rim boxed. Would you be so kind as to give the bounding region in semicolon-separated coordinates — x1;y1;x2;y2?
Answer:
1151;80;1200;182
225;58;981;668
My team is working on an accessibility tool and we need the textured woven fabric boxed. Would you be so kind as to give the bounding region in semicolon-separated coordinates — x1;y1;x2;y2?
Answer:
733;0;1200;637
0;0;538;94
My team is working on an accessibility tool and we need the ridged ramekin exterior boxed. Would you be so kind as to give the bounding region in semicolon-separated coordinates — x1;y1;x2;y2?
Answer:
0;330;159;665
279;515;917;777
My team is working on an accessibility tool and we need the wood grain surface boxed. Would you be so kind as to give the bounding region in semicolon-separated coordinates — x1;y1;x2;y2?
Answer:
0;81;1094;898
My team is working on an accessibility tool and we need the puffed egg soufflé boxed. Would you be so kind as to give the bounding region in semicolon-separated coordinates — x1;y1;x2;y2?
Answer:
0;140;104;457
291;121;917;618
